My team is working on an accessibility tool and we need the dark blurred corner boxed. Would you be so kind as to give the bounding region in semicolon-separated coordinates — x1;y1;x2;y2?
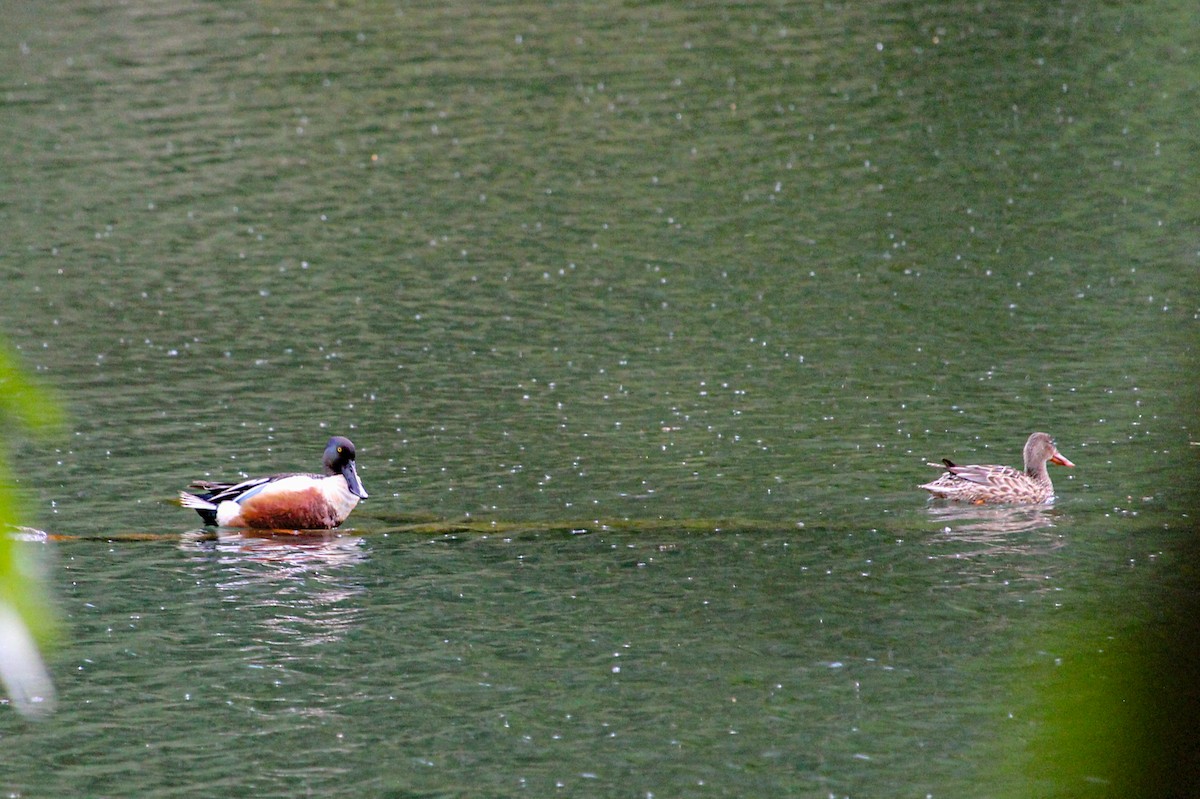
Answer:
1025;329;1199;797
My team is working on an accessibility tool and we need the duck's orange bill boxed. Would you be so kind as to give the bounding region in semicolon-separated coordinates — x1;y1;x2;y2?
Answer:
1050;450;1075;468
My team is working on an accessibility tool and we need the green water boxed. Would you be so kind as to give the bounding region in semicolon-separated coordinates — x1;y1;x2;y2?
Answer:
1;0;1197;796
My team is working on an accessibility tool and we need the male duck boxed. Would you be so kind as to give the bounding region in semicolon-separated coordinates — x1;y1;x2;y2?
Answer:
180;436;368;529
919;432;1074;505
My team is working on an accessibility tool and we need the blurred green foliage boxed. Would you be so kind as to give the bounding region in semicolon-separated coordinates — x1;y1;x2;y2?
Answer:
1011;373;1200;797
0;343;63;715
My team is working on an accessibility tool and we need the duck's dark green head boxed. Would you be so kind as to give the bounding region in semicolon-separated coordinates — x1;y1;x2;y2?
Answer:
324;436;368;499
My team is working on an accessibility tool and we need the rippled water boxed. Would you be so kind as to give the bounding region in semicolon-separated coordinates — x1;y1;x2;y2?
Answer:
1;0;1197;796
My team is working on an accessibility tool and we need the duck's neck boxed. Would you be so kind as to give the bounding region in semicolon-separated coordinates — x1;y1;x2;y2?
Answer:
1025;461;1052;484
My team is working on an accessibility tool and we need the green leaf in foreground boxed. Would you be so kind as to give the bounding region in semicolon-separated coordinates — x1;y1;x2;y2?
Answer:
0;344;63;718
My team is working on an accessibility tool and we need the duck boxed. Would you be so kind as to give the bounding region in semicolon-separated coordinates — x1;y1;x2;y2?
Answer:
919;432;1074;505
180;436;368;529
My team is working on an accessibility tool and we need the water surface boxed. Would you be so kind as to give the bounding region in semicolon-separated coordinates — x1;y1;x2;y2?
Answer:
1;0;1196;796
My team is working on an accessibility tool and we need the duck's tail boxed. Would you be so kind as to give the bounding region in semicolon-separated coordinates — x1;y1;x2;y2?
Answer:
179;492;219;526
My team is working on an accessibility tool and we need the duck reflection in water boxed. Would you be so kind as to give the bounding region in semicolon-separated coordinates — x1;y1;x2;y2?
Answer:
923;504;1072;571
181;530;368;648
926;503;1063;537
191;528;367;565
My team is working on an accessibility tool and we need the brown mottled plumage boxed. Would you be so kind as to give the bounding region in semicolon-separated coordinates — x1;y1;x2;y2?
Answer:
919;432;1074;505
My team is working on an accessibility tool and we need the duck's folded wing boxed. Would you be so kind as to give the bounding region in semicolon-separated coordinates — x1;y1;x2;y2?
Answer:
945;464;1021;486
188;476;275;503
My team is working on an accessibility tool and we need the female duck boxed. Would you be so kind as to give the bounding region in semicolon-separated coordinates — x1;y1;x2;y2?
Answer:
180;436;368;529
919;432;1074;505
